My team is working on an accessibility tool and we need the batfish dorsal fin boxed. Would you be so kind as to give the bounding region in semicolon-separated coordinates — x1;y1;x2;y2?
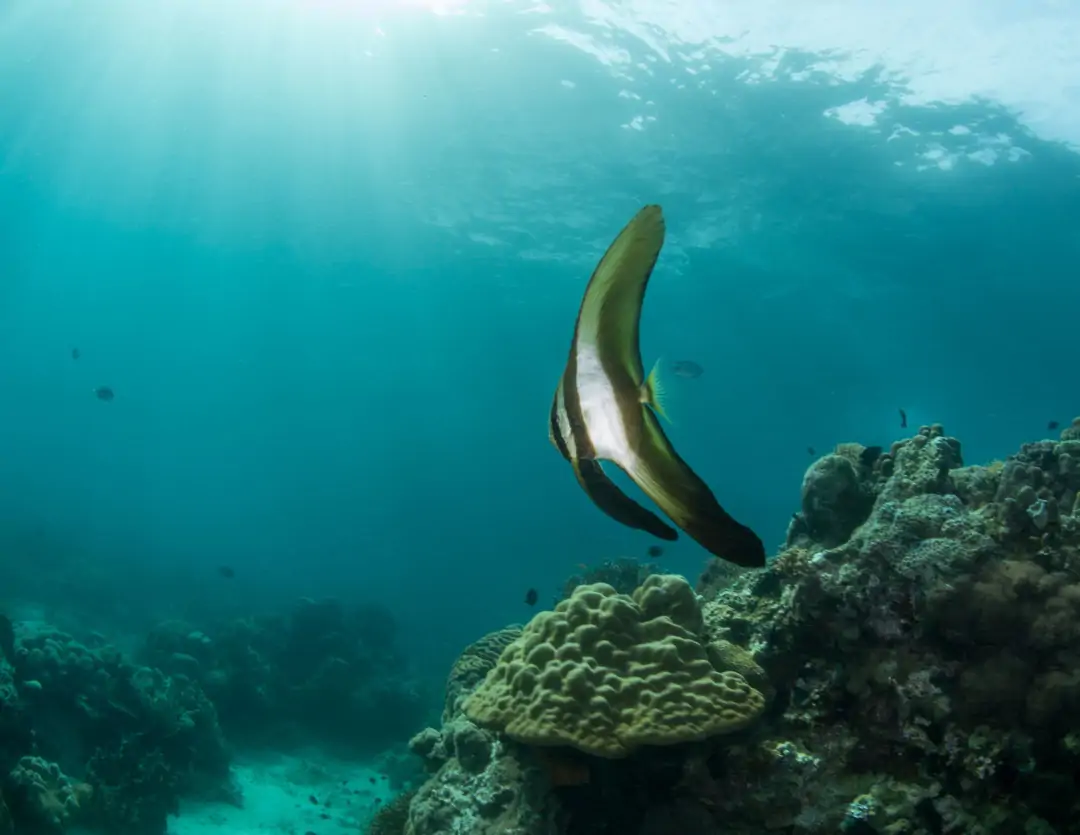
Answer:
574;205;665;386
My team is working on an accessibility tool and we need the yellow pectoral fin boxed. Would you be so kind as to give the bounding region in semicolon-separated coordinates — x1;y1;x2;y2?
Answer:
640;358;670;423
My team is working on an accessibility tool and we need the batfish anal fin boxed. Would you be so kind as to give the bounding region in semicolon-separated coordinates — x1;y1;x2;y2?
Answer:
621;410;766;567
572;457;678;542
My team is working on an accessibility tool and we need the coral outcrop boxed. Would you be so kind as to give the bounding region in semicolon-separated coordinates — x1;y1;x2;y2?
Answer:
693;423;1080;833
394;420;1080;834
392;575;769;835
464;576;765;758
140;597;426;754
0;623;232;835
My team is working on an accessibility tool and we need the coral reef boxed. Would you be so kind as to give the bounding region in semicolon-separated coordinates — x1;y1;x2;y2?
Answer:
398;576;769;835
691;423;1080;833
0;595;429;834
0;623;231;835
394;421;1080;834
140;597;426;754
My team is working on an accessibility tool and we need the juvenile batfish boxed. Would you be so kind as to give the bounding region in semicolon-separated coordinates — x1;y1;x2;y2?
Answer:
547;205;765;568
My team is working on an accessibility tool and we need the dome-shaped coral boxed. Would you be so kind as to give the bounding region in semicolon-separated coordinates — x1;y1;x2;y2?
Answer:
463;575;765;758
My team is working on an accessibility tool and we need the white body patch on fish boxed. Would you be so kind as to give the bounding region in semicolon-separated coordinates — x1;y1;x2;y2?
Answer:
575;341;634;466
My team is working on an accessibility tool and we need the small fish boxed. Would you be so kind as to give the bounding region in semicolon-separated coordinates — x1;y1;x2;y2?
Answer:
899;408;907;429
94;386;114;401
576;562;587;571
807;446;815;456
71;348;80;360
368;777;376;785
859;445;884;468
218;565;235;579
646;545;664;558
548;205;765;569
524;588;538;606
309;795;319;805
1048;420;1060;431
671;360;704;379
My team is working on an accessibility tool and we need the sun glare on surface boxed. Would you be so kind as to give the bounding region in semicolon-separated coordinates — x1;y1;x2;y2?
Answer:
0;0;474;257
296;0;471;17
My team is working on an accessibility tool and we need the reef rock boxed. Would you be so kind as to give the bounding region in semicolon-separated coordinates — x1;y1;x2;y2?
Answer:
698;424;1080;833
394;422;1080;835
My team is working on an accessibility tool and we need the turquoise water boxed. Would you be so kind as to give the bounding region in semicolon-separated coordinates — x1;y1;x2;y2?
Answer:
1;0;1078;674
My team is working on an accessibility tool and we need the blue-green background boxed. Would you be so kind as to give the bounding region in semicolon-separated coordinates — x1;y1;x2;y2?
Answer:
2;0;1078;674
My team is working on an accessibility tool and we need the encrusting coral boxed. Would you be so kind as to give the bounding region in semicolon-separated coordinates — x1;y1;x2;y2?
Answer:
463;575;765;758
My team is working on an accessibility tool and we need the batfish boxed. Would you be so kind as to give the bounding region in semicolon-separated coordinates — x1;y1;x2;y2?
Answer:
548;205;765;568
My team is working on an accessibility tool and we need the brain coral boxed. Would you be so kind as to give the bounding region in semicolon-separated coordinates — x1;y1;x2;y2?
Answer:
443;625;523;722
463;574;765;758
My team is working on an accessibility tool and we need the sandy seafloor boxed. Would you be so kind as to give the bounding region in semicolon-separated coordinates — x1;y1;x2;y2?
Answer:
170;754;395;835
67;752;396;835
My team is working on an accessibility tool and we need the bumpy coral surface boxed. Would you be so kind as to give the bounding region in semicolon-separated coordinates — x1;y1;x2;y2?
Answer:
464;575;765;758
442;625;522;723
